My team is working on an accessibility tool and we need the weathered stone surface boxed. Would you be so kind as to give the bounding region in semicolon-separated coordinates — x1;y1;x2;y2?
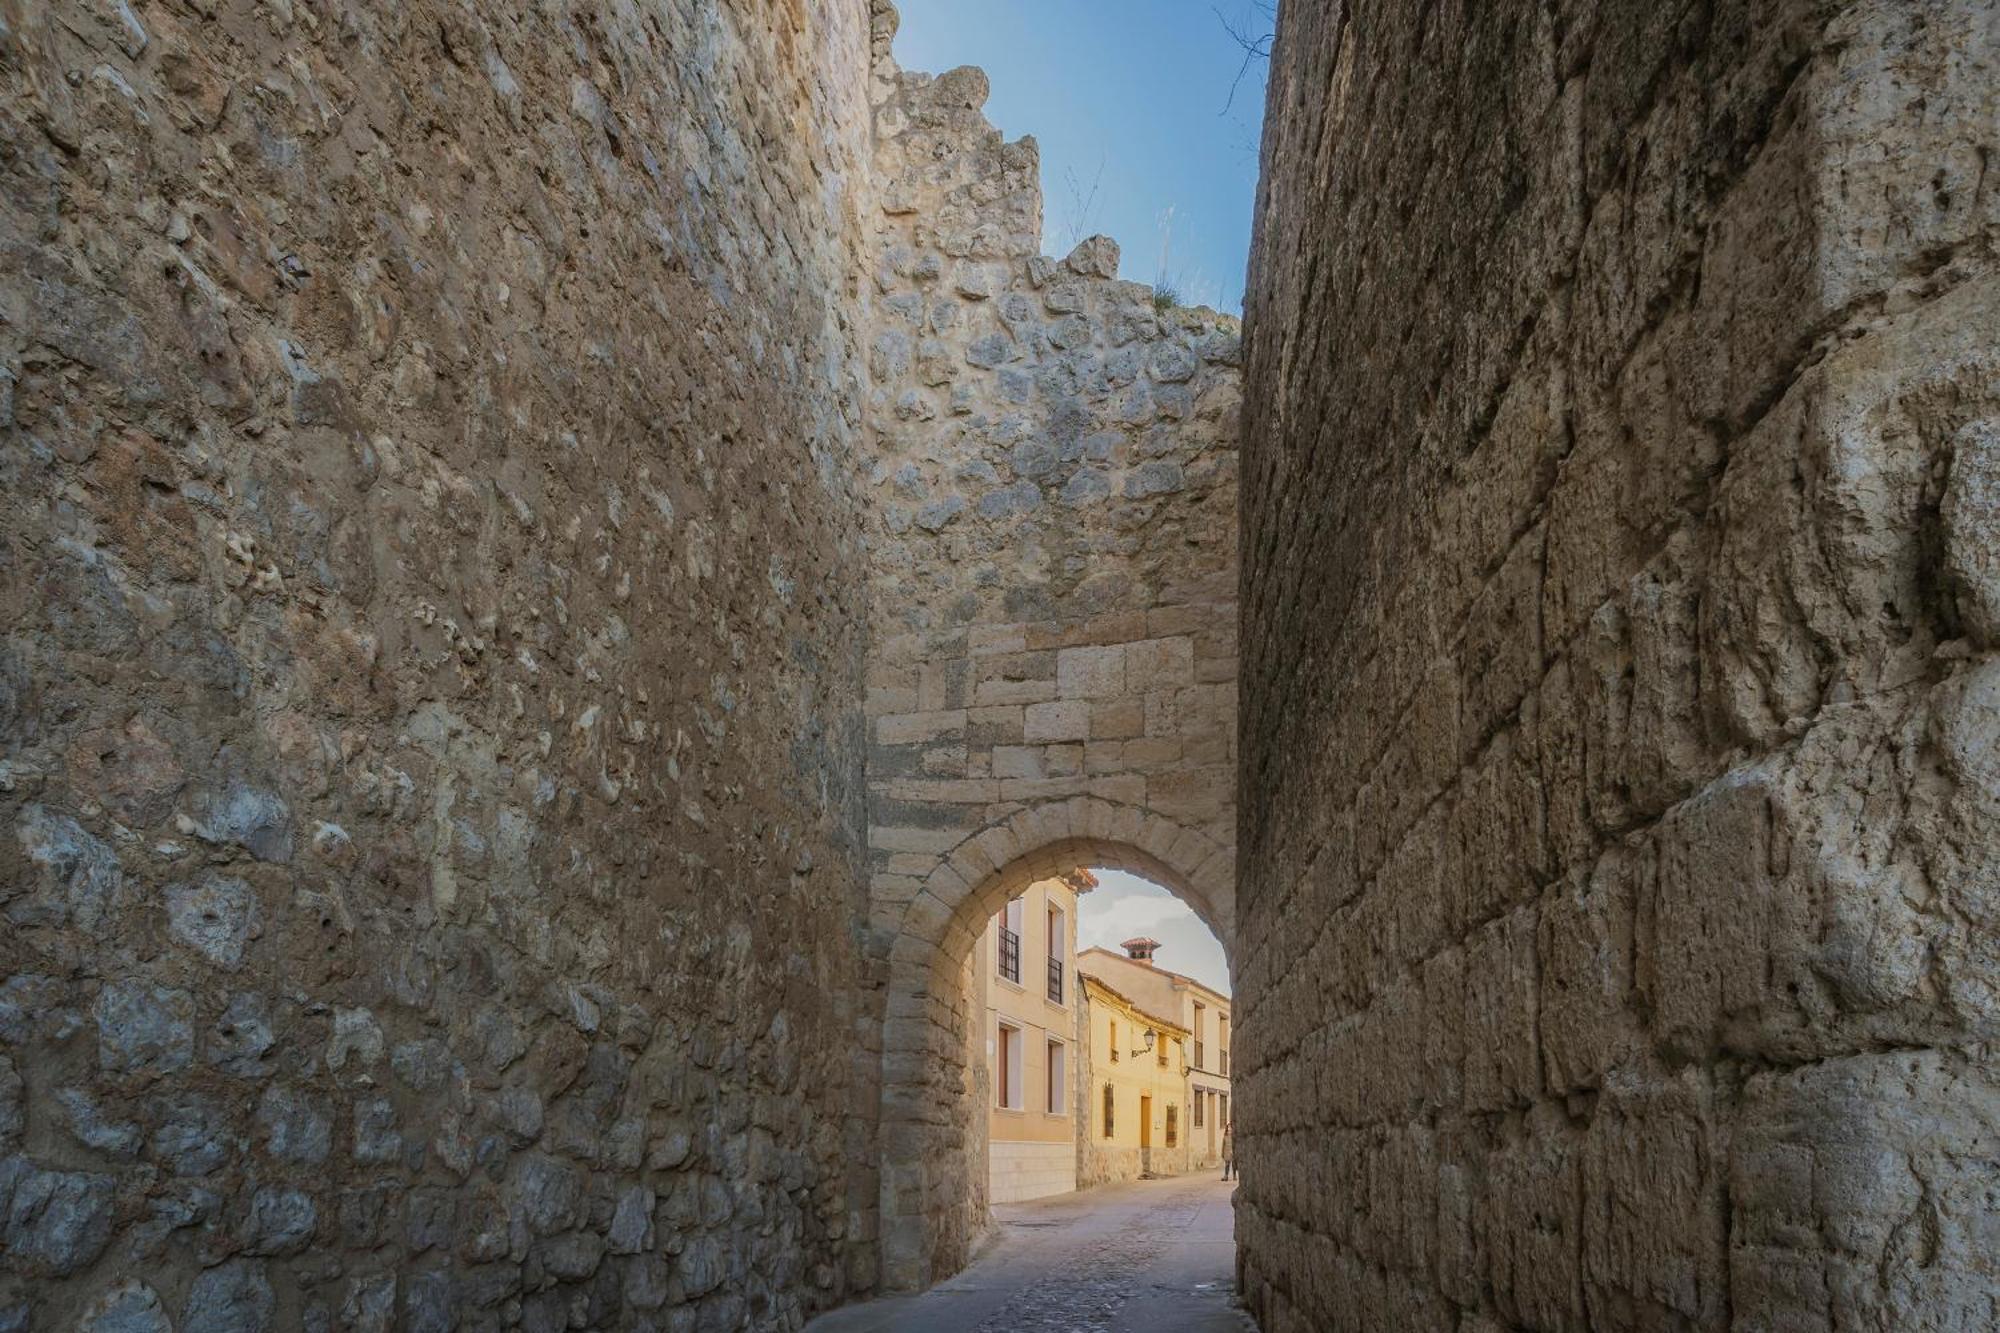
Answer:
1236;2;2000;1329
94;981;193;1078
0;1159;118;1276
241;1185;318;1255
183;1259;274;1333
859;8;1241;1288
20;0;1980;1320
164;875;258;969
0;0;878;1320
13;805;122;931
56;1087;143;1158
207;994;275;1079
0;1058;20;1154
80;1281;171;1333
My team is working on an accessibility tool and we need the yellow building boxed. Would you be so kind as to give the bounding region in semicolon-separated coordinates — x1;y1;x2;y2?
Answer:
1076;971;1192;1186
974;870;1092;1202
1078;938;1232;1171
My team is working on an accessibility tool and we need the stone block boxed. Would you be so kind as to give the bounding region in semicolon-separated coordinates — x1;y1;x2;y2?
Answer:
966;705;1026;745
1580;1073;1725;1327
1023;701;1089;743
1056;645;1126;699
1644;764;1780;1062
1538;852;1637;1096
874;710;966;746
989;746;1042;780
1124;635;1195;688
1089;698;1145;740
1462;906;1539;1114
1087;774;1145;805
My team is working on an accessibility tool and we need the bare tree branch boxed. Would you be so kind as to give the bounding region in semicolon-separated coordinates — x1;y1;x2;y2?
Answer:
1215;2;1277;117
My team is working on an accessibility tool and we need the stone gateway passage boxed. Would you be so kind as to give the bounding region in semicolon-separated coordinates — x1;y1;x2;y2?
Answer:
0;0;1993;1329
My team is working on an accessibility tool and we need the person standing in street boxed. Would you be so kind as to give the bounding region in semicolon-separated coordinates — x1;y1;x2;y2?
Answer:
1220;1120;1235;1181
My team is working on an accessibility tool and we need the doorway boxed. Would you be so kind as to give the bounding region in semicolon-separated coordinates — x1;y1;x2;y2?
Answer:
1139;1091;1153;1174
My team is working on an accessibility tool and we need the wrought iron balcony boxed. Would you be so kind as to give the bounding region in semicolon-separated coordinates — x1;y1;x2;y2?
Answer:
1046;954;1064;1004
998;927;1021;983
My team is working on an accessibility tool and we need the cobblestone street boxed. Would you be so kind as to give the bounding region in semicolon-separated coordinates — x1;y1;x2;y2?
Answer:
807;1174;1249;1332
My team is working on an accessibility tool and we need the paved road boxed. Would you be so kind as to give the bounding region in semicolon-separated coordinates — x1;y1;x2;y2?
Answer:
807;1172;1252;1333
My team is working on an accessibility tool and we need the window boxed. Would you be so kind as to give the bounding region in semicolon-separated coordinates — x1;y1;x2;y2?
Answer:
1046;1038;1065;1114
1109;1020;1119;1062
1154;1031;1166;1068
996;1022;1022;1109
996;897;1023;984
1219;1092;1228;1128
1102;1083;1115;1138
1219;1014;1229;1076
1046;903;1064;1003
1194;1090;1205;1128
1165;1102;1178;1148
1193;1002;1205;1069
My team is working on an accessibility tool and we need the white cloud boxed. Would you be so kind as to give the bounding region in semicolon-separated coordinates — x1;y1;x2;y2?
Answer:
1076;869;1231;995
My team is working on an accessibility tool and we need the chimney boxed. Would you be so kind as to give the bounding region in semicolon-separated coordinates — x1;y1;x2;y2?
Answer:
1121;937;1160;963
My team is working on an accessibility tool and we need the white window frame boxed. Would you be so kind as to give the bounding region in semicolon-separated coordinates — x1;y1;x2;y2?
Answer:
995;1019;1024;1110
1045;1036;1066;1115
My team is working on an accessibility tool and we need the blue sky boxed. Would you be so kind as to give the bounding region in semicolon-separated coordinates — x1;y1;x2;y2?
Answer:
891;0;1272;313
1078;869;1231;995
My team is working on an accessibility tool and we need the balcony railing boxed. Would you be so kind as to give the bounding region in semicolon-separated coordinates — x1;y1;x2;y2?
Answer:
998;927;1021;983
1046;955;1064;1004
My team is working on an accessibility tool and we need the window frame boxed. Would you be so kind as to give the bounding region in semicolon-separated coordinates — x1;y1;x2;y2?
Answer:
995;1019;1024;1111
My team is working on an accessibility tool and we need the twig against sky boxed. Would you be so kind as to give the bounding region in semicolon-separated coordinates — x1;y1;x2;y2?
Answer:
1214;1;1276;116
1055;153;1108;252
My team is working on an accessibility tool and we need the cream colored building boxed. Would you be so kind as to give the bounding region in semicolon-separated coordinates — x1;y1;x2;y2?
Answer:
1078;938;1232;1170
1076;971;1192;1186
974;870;1092;1203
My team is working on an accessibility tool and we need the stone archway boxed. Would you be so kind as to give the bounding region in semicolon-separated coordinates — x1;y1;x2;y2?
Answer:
856;9;1241;1294
872;799;1234;1289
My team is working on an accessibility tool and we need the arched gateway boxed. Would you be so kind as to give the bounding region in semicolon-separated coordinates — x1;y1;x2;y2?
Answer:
873;811;1233;1286
858;14;1242;1289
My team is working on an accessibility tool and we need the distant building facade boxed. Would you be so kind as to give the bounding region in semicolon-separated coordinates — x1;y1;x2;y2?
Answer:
1078;938;1232;1174
975;870;1093;1203
1075;968;1192;1187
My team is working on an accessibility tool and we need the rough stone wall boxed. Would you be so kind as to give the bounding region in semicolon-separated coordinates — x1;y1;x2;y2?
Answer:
1238;2;2000;1330
0;0;880;1327
857;2;1242;1289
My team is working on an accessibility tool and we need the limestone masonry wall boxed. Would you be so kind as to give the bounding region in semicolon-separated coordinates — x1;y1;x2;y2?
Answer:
0;0;879;1327
856;1;1242;1288
0;0;1244;1318
21;0;1987;1324
1238;1;2000;1330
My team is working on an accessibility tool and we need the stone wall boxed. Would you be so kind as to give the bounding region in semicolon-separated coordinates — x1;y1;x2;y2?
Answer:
1237;1;2000;1330
857;2;1242;1290
0;0;880;1327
